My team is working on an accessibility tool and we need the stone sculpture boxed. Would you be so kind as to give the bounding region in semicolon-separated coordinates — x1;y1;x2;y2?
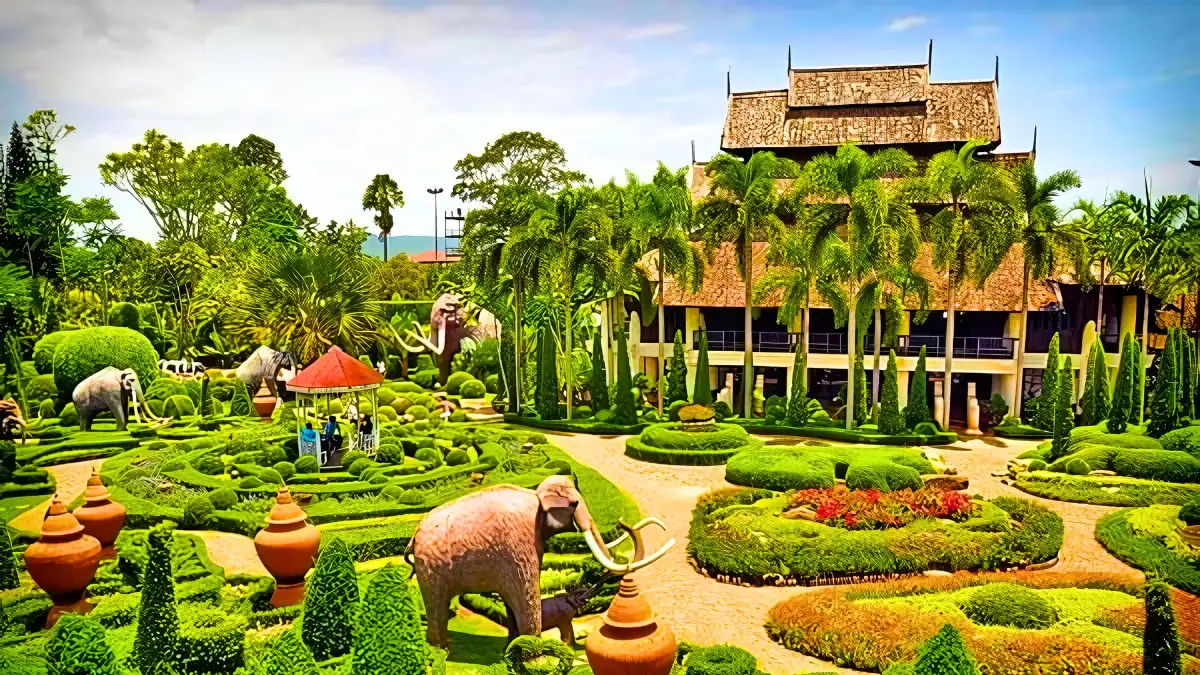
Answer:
407;475;673;648
501;578;610;645
394;293;484;385
237;346;294;399
72;367;163;431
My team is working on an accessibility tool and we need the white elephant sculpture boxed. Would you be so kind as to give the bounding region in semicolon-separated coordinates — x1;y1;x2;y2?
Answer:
159;359;206;376
73;367;163;431
237;346;294;398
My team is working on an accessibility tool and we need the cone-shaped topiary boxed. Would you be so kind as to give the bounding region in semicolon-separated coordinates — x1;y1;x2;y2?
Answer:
693;330;713;406
914;623;978;675
46;614;122;675
879;349;905;434
666;330;689;405
267;628;318;675
1081;339;1110;426
199;376;213;417
1148;329;1181;438
589;331;609;412
613;328;637;424
1134;343;1145;423
853;352;868;427
352;565;426;675
1179;333;1194;425
1108;332;1136;434
0;525;18;590
904;345;930;429
1143;579;1182;675
135;522;178;674
302;536;360;661
502;321;519;407
785;347;809;426
1033;332;1061;431
535;326;560;420
1050;356;1075;460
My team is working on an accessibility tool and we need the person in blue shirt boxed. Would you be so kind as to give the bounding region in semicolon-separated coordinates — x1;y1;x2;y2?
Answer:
301;421;318;444
323;414;342;457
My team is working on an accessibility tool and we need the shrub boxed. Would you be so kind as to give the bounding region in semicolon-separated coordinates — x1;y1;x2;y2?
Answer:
258;468;284;484
207;488;238;510
38;397;57;419
351;564;426;675
33;330;75;374
45;614;122;675
27;374;57;404
1161;426;1200;457
380;485;405;500
238;476;265;489
1180;496;1200;526
1144;579;1182;675
146;378;188;402
164;394;196;418
913;624;976;675
959;583;1057;629
879;350;905;434
1026;459;1047;472
589;332;610;412
411;369;438;389
394;381;424;394
1065;458;1090;475
342;449;367;466
58;402;79;427
107;301;141;329
135;522;179;673
52;326;159;405
415;447;443;468
303;537;359;660
189;453;222;475
1109;448;1200;483
376;443;404;464
295;455;320;473
845;461;923;492
0;520;19;590
1147;328;1183;438
408;404;430;420
914;421;940;436
685;644;757;675
376;405;399;422
904;345;930;429
273;461;296;482
457;378;486;399
347;458;375;476
445;371;474;394
175;604;247;673
183;495;216;528
504;636;574;675
445;449;469;466
266;628;319;675
1109;332;1137;434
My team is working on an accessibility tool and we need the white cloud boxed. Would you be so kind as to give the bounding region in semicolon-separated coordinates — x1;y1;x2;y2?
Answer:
886;15;929;33
0;0;715;242
623;22;686;39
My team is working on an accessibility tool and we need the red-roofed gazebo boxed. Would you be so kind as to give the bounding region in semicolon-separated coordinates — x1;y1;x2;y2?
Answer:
287;346;385;467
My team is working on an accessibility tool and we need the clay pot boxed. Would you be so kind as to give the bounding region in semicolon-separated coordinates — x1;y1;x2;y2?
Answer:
1180;524;1200;548
24;500;101;627
253;382;277;418
254;487;320;607
72;470;126;549
585;577;676;675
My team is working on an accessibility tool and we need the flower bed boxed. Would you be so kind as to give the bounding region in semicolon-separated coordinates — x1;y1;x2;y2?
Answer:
786;485;973;530
624;422;764;466
688;487;1062;586
1095;505;1200;594
765;571;1200;674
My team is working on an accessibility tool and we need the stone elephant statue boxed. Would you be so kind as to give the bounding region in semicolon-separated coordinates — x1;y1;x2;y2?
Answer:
73;367;162;431
393;293;483;385
236;346;294;399
408;474;673;648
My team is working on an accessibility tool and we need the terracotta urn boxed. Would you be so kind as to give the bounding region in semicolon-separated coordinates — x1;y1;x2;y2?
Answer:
254;487;320;607
72;470;126;554
1180;524;1200;548
24;500;102;627
253;381;277;418
585;523;676;675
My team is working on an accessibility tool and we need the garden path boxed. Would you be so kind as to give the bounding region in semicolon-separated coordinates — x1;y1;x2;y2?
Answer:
9;458;104;535
191;531;269;577
550;431;1140;674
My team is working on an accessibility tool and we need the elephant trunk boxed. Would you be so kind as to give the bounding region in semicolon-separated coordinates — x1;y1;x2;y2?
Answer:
574;501;611;561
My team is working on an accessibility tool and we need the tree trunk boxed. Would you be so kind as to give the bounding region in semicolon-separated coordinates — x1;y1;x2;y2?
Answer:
1013;263;1031;418
1140;288;1150;425
846;287;857;431
600;297;613;386
383;235;388;263
565;284;573;421
944;270;956;431
872;306;882;405
657;253;666;415
743;235;754;418
513;278;523;413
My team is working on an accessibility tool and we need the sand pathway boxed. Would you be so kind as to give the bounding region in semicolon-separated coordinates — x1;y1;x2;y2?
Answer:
9;458;105;535
191;531;269;577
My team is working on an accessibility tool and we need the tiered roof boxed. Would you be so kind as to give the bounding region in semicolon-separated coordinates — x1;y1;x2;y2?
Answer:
287;345;384;394
722;58;1001;151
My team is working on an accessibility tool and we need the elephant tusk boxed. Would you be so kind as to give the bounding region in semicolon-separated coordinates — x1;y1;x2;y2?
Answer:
627;539;675;572
602;517;668;551
584;529;675;575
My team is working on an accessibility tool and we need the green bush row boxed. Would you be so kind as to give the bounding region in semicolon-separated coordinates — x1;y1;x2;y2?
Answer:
725;445;935;493
734;421;957;446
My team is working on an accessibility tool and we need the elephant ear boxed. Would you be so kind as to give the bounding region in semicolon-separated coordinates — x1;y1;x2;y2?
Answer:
537;490;572;512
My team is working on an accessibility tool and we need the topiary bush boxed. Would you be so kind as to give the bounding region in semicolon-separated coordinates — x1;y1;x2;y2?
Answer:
175;604;247;673
844;461;923;492
33;330;75;375
1065;458;1090;475
266;628;319;675
38;398;57;419
415;447;443;469
959;583;1058;629
351;564;426;675
503;636;574;675
1162;426;1200;457
207;488;238;510
295;455;320;474
134;522;179;673
303;537;359;660
107;302;141;329
58;402;79;427
685;644;758;675
445;371;474;395
347;458;375;477
26;374;57;405
52;326;159;405
459;379;486;398
45;614;122;675
274;461;296;482
913;624;977;675
238;476;265;489
1026;459;1048;472
407;404;430;421
258;468;284;484
183;495;216;528
444;449;469;466
164;394;196;418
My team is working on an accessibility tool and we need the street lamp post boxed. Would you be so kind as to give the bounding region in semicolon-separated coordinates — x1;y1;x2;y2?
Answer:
427;187;444;263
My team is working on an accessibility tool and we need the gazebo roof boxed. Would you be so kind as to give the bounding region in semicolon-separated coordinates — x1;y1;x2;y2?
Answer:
286;346;384;394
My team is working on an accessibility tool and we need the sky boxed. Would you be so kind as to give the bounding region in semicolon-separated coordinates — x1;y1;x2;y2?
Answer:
0;0;1197;244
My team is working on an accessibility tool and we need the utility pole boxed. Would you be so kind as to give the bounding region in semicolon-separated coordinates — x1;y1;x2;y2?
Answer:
427;187;443;262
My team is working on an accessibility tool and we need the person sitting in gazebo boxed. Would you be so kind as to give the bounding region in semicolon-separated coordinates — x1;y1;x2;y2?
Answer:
323;414;342;458
358;414;374;451
301;421;320;462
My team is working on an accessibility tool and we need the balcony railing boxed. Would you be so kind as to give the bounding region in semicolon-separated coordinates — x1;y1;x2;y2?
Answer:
864;335;1017;359
807;333;847;354
693;331;802;353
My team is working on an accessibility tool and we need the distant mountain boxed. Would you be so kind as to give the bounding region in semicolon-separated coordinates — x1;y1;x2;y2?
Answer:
361;235;437;259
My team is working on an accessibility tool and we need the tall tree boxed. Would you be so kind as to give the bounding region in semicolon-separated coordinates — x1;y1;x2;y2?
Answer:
1069;198;1119;337
1147;328;1181;438
535;323;559;420
879;349;905;434
697;151;798;418
613;327;637;423
1106;180;1191;424
1107;332;1136;434
1033;332;1062;432
505;187;611;420
233;133;288;184
1051;355;1075;460
361;174;404;262
2;122;34;235
619;162;705;414
693;328;712;406
666;330;688;405
1008;161;1083;418
589;331;609;411
22;110;75;172
800;143;923;429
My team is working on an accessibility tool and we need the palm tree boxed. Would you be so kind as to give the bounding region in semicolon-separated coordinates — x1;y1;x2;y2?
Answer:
800;144;922;429
618;163;706;414
696;152;798;418
361;174;404;261
924;139;1018;430
1008;160;1083;419
1107;177;1191;424
504;187;612;419
754;224;821;363
1068;199;1119;332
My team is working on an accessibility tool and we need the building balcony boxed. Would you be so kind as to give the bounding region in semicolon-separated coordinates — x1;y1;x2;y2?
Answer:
686;331;1019;360
865;335;1018;360
692;331;802;353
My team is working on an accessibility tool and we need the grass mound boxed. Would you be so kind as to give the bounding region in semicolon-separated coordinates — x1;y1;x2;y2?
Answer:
624;422;763;465
725;445;935;492
1095;505;1200;594
959;582;1058;629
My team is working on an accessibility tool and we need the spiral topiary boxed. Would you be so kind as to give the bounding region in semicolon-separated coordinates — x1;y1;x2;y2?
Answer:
51;327;159;405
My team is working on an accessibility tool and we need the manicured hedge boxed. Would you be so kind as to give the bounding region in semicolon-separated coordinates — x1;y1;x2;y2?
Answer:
624;423;764;466
725;445;936;492
33;330;75;375
1016;471;1200;507
1095;506;1200;594
51;326;160;404
734;421;957;446
503;413;651;435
